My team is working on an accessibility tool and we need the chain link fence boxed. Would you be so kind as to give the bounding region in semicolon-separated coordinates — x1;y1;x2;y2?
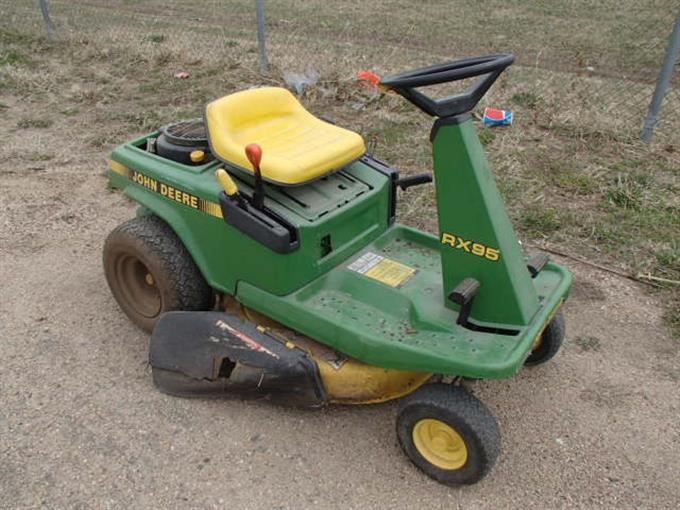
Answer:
2;0;679;145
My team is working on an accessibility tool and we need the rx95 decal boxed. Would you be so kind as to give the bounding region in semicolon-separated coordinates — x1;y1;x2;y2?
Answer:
441;233;501;262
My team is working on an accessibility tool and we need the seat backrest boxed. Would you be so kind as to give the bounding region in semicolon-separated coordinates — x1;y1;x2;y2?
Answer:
206;88;304;165
209;87;302;131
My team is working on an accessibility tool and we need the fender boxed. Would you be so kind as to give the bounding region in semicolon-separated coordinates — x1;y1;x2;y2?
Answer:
124;184;230;291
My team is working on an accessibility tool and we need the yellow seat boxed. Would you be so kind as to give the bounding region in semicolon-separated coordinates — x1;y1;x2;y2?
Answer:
205;87;366;185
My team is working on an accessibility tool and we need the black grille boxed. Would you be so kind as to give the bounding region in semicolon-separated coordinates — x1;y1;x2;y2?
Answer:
161;119;208;147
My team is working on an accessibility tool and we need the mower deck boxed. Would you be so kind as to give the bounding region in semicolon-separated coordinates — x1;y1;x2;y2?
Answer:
238;225;571;378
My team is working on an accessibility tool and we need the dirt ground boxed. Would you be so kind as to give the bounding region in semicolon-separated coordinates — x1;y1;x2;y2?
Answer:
1;85;679;509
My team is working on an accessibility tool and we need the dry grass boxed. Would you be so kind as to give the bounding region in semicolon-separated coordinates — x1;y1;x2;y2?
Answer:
1;0;678;336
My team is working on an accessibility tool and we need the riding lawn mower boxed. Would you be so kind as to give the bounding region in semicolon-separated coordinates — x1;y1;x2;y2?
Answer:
103;54;571;485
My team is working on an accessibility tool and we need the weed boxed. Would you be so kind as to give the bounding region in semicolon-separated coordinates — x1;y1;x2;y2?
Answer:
547;122;622;144
512;91;543;109
478;128;496;146
138;83;160;94
520;205;562;238
376;120;413;144
17;117;53;129
608;159;645;176
605;174;644;210
0;30;38;46
664;300;680;340
154;49;176;66
29;154;54;162
554;172;598;194
574;335;602;351
145;34;166;44
0;50;29;67
588;222;619;244
656;242;680;277
137;111;164;131
497;179;523;202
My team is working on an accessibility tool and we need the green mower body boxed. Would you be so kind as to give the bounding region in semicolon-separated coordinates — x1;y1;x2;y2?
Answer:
108;117;570;379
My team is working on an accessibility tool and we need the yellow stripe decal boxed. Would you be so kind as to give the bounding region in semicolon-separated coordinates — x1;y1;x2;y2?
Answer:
109;159;130;177
199;200;224;219
109;161;223;219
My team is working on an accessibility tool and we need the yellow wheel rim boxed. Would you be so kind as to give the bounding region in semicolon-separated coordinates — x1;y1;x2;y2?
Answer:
412;418;468;470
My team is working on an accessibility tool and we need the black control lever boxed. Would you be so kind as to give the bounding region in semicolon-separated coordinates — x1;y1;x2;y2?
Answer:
396;173;433;190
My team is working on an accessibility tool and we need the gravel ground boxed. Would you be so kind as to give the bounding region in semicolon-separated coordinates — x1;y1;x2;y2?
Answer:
1;102;680;510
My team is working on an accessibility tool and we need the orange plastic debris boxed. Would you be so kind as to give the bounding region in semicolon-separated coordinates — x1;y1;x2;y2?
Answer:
357;70;382;88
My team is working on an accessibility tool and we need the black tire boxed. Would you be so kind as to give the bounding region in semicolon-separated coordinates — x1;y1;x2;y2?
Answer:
396;384;501;485
525;312;565;366
103;215;213;333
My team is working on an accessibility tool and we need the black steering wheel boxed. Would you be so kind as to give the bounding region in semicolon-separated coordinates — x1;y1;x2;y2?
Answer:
380;54;515;117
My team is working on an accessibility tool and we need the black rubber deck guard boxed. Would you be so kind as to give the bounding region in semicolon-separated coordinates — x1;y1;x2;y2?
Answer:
149;311;326;408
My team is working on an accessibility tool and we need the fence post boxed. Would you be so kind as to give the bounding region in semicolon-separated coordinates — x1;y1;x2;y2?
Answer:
641;15;680;142
256;0;269;74
38;0;56;40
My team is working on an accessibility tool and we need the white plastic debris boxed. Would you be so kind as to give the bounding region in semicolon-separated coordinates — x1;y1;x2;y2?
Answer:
283;69;320;95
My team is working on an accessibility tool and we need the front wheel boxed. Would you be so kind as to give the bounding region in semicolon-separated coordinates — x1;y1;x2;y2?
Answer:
525;312;566;366
396;384;501;485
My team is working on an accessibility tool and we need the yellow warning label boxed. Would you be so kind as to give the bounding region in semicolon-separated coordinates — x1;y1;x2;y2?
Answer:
347;252;417;288
365;259;416;287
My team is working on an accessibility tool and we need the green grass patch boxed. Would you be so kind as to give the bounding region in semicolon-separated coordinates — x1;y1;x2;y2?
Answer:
478;128;496;146
574;335;602;351
605;174;644;210
0;50;29;67
144;34;166;44
61;107;80;116
29;153;54;162
497;178;523;203
554;172;598;194
512;91;543;109
656;243;680;276
586;222;620;244
17;117;53;129
519;205;563;237
0;29;40;46
664;300;680;340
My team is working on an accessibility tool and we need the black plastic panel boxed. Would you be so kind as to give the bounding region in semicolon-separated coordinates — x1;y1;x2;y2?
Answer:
219;192;300;253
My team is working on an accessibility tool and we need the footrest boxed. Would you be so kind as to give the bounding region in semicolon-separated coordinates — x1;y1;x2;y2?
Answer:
449;277;480;326
527;253;550;278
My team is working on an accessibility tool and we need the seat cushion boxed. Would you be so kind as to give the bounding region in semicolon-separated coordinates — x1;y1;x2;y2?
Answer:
205;87;365;185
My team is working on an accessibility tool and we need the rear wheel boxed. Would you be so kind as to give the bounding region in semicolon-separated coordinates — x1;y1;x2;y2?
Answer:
103;215;213;332
396;384;500;485
525;312;565;366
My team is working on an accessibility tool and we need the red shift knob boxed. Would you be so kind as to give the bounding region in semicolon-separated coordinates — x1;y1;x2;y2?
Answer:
245;143;262;170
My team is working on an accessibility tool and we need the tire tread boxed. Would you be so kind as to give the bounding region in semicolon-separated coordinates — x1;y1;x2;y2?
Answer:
103;215;213;331
397;384;500;485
